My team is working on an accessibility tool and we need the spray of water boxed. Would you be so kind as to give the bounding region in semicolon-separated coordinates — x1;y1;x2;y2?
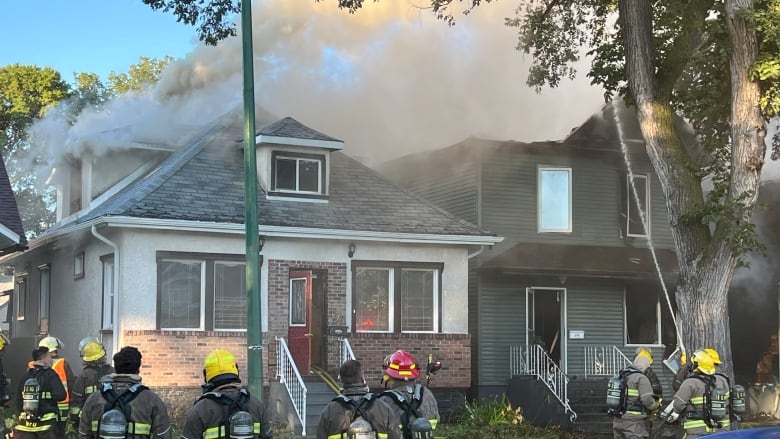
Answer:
612;102;685;353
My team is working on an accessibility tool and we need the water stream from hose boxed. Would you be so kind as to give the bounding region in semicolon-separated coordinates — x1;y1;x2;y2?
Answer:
612;103;685;354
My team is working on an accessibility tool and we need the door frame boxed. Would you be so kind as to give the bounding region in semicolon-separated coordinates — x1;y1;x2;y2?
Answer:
525;286;568;374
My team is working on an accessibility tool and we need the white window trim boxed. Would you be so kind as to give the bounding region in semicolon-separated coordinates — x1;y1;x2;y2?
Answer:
38;265;51;333
626;174;651;238
537;166;573;233
213;260;247;332
288;277;308;327
355;267;395;333
400;268;439;334
274;155;323;195
160;259;206;331
623;287;663;347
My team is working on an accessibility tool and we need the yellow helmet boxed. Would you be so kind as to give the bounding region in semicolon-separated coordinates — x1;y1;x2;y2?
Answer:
39;336;63;353
636;348;653;364
691;350;716;375
0;332;9;352
81;341;106;362
704;348;722;365
203;349;239;383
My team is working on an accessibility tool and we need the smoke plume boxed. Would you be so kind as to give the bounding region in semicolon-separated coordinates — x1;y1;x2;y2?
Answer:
31;0;603;179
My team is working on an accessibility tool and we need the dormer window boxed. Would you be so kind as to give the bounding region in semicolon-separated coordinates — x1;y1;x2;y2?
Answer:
272;152;326;195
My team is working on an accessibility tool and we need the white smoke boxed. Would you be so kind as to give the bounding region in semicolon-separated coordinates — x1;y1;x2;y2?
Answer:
32;0;605;177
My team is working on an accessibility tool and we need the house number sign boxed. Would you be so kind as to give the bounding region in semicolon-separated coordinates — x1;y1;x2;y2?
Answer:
569;330;585;339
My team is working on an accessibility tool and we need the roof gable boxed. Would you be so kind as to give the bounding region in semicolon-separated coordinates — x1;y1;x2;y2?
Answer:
0;152;27;254
256;117;344;150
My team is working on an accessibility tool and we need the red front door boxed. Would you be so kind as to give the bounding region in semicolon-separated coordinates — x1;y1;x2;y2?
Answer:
288;271;312;373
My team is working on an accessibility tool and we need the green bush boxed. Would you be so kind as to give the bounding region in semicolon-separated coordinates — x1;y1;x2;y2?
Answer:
437;396;585;439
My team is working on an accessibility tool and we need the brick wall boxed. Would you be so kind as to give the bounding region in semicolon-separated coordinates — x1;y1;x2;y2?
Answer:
349;332;471;389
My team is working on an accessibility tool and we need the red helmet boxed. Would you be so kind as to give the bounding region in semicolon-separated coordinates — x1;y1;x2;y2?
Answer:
384;350;420;381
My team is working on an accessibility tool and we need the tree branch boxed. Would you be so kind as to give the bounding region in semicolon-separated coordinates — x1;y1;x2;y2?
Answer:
656;0;715;94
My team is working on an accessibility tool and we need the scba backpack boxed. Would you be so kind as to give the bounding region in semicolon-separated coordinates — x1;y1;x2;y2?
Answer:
606;368;642;417
380;384;433;439
98;382;148;439
333;394;380;439
199;388;256;439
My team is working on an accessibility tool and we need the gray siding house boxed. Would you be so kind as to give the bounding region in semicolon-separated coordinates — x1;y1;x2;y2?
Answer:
378;102;681;425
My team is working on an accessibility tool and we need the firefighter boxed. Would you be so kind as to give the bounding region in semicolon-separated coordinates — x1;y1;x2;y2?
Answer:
672;351;694;392
78;346;171;439
181;349;272;439
660;350;721;439
634;348;663;399
70;338;114;430
37;335;75;438
704;348;732;431
611;350;659;439
377;350;439;439
316;360;401;439
14;346;67;439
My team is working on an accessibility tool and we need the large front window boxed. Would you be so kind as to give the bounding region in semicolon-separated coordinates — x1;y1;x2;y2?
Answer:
538;166;572;232
353;263;441;333
272;153;325;194
157;253;246;331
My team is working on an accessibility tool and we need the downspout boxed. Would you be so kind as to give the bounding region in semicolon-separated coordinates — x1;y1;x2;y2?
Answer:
468;156;486;262
91;225;120;356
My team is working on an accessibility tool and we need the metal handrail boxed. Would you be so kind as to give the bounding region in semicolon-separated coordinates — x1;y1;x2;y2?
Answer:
339;337;356;365
276;336;308;436
509;344;577;421
584;345;632;377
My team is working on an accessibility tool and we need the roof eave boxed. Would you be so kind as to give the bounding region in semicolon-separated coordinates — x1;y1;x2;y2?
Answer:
255;134;344;151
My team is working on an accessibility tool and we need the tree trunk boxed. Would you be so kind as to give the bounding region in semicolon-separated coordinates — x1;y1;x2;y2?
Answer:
619;0;765;378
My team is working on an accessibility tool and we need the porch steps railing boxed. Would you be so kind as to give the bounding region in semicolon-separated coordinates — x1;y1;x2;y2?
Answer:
339;337;356;364
275;337;308;436
584;345;631;377
509;344;577;421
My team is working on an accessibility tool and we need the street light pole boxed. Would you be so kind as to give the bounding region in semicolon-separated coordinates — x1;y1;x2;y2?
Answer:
241;0;263;398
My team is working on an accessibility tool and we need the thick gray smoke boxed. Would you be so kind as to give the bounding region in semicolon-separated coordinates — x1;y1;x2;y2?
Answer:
31;0;603;180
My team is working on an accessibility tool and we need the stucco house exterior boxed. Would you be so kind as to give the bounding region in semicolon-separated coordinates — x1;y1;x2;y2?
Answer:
377;102;681;430
0;107;500;429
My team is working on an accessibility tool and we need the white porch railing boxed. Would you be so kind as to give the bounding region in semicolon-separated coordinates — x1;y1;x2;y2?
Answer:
509;344;577;421
584;345;631;377
276;337;308;436
339;337;356;366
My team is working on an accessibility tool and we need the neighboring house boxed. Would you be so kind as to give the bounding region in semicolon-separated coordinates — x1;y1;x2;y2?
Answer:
378;102;681;427
0;107;500;431
0;152;26;256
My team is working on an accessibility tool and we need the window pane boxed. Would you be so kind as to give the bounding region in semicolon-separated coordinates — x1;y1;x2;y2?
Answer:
160;260;202;329
102;259;114;329
401;269;435;332
17;278;27;319
39;269;50;320
626;287;659;344
355;268;391;332
290;278;306;325
627;176;648;236
539;169;571;231
275;158;297;190
214;262;246;330
298;160;320;192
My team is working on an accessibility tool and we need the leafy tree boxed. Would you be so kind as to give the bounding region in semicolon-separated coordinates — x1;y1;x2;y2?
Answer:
141;0;240;45
142;0;780;375
0;65;69;237
107;56;174;94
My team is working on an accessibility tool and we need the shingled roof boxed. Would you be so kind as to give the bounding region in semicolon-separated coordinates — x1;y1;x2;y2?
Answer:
46;109;494;240
0;152;27;255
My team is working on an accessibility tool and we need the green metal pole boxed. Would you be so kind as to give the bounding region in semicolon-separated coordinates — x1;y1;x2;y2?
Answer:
241;0;262;399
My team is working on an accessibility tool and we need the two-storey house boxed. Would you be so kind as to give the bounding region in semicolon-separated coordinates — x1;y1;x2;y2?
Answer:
378;102;681;427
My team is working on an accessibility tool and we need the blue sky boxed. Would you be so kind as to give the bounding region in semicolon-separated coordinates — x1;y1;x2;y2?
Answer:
1;0;204;82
